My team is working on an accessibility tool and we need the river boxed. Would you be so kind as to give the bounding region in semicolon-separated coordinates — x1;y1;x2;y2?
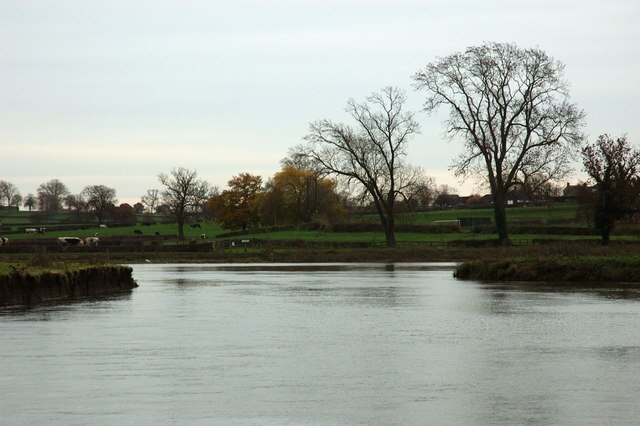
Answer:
1;263;639;425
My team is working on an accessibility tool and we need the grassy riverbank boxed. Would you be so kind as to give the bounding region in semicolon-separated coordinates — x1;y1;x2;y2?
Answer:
454;254;640;282
0;249;138;306
0;242;625;264
3;240;640;284
0;263;137;307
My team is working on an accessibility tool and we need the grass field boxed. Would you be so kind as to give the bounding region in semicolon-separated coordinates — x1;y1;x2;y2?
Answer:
0;203;636;247
234;230;638;245
362;203;585;226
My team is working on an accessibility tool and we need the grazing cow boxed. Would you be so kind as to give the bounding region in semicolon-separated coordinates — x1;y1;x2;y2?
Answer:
0;237;8;246
37;227;46;234
57;237;85;246
99;224;107;228
25;228;37;234
84;237;99;246
190;223;201;229
200;233;206;239
133;229;143;236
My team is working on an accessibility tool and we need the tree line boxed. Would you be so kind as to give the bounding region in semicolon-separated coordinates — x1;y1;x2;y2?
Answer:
2;42;639;245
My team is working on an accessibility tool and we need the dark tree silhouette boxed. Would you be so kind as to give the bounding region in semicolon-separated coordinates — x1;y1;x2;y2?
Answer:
296;86;421;247
582;134;640;244
159;167;211;239
413;42;585;244
82;185;117;225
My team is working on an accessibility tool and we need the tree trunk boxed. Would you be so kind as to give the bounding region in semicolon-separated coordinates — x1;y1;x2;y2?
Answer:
595;193;613;245
384;211;396;247
493;192;510;245
177;220;185;240
384;224;396;247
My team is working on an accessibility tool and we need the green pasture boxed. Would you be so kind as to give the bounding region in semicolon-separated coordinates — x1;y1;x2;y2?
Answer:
2;203;637;247
0;211;70;225
231;229;635;245
365;203;584;226
1;221;224;241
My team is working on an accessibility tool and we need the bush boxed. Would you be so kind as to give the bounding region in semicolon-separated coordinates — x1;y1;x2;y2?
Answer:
27;247;56;268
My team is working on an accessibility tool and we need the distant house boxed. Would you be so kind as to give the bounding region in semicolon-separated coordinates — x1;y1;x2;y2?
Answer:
563;182;585;198
557;182;597;203
458;196;471;205
506;189;531;206
478;194;494;206
433;194;462;208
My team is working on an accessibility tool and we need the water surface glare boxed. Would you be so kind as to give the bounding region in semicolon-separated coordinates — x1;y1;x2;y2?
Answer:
1;263;640;425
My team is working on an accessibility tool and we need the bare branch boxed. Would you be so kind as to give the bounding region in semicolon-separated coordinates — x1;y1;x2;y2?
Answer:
413;42;585;243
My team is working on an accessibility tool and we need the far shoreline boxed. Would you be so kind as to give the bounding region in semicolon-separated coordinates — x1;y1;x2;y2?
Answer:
2;242;640;290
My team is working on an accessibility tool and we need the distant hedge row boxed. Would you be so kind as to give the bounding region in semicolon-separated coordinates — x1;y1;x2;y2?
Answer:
332;223;461;233
470;225;601;235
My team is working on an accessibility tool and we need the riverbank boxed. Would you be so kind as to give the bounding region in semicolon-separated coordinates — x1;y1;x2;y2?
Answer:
454;255;640;282
0;264;138;307
2;242;640;293
5;241;638;264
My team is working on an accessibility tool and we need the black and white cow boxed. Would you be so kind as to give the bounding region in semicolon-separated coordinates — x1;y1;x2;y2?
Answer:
83;237;99;246
0;237;8;246
57;237;85;246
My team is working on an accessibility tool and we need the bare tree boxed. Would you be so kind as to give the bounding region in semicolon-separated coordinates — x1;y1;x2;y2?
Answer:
82;185;117;225
0;180;21;207
23;193;37;212
413;42;585;244
281;146;324;175
516;143;573;200
65;193;90;222
37;179;70;214
582;134;640;244
297;86;421;247
435;184;457;198
141;189;160;213
403;174;437;209
158;167;211;239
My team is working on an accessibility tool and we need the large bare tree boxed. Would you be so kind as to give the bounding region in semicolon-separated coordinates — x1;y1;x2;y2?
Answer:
297;86;421;247
413;42;585;244
0;180;21;207
159;167;211;239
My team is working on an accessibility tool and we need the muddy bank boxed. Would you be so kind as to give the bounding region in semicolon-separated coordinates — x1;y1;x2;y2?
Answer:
0;265;138;307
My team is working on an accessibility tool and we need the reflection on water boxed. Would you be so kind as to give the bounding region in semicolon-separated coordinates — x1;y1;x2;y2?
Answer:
1;263;639;425
479;280;640;300
0;292;134;319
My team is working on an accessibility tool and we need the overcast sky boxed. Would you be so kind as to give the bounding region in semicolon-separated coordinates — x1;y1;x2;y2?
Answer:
1;0;638;205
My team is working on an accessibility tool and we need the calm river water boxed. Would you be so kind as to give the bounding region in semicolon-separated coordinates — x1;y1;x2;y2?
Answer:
1;263;640;425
